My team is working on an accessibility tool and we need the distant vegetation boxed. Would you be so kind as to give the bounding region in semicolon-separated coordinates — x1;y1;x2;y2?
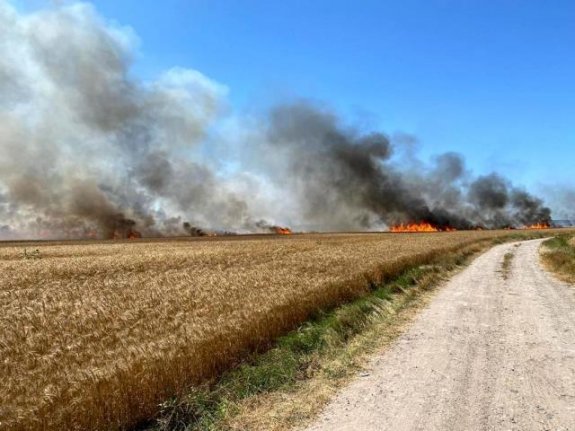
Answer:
0;230;565;431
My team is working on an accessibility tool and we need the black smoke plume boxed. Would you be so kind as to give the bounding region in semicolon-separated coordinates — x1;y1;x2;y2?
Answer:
262;103;551;230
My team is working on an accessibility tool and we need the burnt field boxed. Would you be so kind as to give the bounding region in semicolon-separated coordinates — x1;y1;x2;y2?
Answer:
0;229;565;430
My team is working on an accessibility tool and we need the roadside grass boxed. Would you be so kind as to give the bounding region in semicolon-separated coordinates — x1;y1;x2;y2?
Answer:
143;233;551;431
541;234;575;283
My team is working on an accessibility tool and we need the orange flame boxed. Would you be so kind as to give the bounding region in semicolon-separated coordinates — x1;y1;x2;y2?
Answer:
391;222;439;233
127;230;142;239
110;229;142;239
85;230;98;239
524;222;550;230
390;222;457;233
273;226;292;235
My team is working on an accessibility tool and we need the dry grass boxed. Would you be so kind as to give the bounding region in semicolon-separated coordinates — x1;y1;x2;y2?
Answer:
501;251;515;280
541;234;575;283
0;230;563;430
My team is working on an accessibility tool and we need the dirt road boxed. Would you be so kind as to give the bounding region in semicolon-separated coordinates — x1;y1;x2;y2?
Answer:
306;239;575;431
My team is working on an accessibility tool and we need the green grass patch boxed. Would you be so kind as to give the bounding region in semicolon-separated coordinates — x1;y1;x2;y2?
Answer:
544;234;573;250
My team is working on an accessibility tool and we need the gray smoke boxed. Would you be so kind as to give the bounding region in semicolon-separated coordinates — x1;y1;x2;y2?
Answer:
466;174;551;228
0;1;555;239
0;1;257;239
261;103;551;230
264;103;438;229
537;185;575;222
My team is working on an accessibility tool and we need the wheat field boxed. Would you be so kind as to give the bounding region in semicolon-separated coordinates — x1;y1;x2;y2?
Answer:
0;230;558;430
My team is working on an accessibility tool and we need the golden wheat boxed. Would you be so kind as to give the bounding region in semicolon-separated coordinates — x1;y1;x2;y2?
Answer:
0;231;559;430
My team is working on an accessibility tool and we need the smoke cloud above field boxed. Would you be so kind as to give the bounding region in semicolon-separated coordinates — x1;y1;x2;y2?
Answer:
0;1;554;239
538;185;575;222
0;0;255;238
260;103;550;231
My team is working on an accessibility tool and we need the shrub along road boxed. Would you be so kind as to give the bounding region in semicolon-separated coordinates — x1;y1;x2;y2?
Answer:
306;239;575;431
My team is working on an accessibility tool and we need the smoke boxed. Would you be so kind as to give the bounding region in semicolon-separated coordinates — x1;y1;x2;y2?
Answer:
465;174;551;228
260;103;550;230
0;1;257;238
263;103;441;229
182;222;207;237
0;1;555;239
537;185;575;221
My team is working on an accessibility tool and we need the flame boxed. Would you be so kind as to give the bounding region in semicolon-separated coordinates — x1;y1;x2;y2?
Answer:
391;222;439;233
524;222;550;230
110;229;142;239
85;230;98;239
390;222;457;233
127;230;142;239
273;226;292;235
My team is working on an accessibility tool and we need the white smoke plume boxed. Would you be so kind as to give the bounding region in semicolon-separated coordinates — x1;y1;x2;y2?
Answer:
0;1;264;239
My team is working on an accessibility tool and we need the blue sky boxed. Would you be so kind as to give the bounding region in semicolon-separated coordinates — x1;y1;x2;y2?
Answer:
17;0;575;190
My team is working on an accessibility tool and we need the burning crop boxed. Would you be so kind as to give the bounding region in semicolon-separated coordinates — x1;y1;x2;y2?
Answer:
390;222;456;233
525;222;551;230
391;222;438;233
390;220;554;233
271;226;292;235
127;230;142;239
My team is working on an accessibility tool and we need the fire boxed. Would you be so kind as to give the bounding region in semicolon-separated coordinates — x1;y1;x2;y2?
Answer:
127;230;142;239
390;222;456;233
273;226;292;235
391;222;439;233
85;230;98;239
110;229;142;240
524;222;550;230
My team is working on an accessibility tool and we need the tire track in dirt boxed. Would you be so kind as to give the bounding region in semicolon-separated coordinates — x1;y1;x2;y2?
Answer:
305;239;575;431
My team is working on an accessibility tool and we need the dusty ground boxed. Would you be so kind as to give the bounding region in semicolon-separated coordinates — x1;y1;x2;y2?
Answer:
306;239;575;431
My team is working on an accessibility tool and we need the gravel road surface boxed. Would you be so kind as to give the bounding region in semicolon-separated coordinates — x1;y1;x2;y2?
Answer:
306;239;575;431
